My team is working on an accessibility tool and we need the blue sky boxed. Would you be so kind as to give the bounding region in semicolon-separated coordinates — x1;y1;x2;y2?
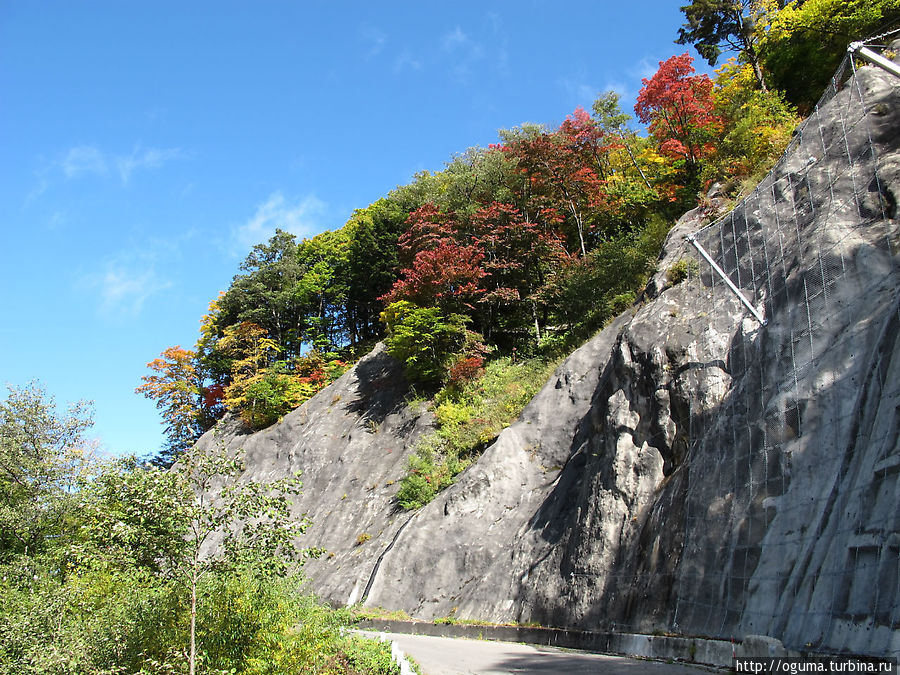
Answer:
0;1;693;457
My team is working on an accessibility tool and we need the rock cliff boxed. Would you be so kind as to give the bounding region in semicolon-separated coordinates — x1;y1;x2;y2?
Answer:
196;53;900;656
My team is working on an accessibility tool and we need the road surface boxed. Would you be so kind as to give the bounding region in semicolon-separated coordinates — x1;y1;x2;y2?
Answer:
358;630;715;675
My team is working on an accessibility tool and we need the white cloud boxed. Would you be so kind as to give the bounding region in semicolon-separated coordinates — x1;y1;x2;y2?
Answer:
83;250;173;319
97;264;171;318
560;76;600;107
440;26;485;83
116;146;187;184
631;56;662;84
57;144;186;185
231;192;328;255
62;145;109;178
48;210;67;231
442;26;468;51
360;25;387;58
23;172;49;208
485;13;510;77
394;49;423;73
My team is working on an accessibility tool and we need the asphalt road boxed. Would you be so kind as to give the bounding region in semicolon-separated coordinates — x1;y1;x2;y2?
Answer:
358;630;715;675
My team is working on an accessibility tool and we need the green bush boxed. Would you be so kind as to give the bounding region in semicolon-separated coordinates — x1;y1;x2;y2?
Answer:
666;258;700;286
536;217;670;341
396;356;559;509
381;301;470;385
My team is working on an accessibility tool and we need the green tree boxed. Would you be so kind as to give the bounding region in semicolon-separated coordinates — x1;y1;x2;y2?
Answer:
295;229;351;351
0;383;93;562
217;229;307;358
705;58;799;188
761;0;900;109
381;301;470;385
592;90;654;193
676;0;774;91
345;198;408;344
80;441;313;675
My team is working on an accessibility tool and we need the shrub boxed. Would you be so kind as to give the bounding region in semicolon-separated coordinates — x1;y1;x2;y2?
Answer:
446;355;484;389
666;258;700;286
381;301;470;385
396;356;559;509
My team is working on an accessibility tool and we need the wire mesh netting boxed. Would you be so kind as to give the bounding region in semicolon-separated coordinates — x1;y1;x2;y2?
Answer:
669;44;900;656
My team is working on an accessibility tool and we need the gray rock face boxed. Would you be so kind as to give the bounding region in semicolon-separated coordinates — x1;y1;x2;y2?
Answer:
201;58;900;657
193;343;436;606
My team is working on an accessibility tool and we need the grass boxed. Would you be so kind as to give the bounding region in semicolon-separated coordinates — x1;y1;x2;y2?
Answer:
396;355;560;510
351;606;547;631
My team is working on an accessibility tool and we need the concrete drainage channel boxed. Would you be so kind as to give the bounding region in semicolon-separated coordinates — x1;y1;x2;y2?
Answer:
356;619;798;669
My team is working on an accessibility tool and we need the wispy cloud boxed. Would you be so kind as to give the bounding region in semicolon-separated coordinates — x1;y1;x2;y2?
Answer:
82;250;174;319
62;145;109;178
394;48;423;73
631;56;662;84
360;25;387;58
484;13;510;77
59;143;186;184
440;26;485;82
442;26;468;51
116;146;187;184
98;264;171;318
231;192;328;255
559;76;600;107
559;53;664;119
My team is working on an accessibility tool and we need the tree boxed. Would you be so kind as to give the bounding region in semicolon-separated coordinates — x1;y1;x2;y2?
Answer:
80;441;313;675
635;53;722;198
0;383;93;562
676;0;773;91
345;198;408;344
381;301;471;385
705;58;799;186
470;201;558;344
382;243;487;313
136;345;204;464
382;204;487;314
214;230;307;361
760;0;900;109
294;229;351;351
215;321;285;426
504;112;608;256
592;90;653;191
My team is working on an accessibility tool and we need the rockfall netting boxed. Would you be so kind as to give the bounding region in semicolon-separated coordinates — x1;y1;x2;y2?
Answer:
674;40;900;656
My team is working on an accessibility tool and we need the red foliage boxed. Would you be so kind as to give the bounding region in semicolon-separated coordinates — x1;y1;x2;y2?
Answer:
559;106;613;171
202;383;225;410
634;53;722;168
397;203;458;268
502;116;608;255
447;355;484;388
381;241;487;310
470;202;562;305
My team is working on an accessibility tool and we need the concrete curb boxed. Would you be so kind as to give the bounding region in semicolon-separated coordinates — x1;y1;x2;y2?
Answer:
356;619;783;669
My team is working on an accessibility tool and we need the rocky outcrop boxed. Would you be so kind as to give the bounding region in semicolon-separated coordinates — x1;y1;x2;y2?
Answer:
200;54;900;657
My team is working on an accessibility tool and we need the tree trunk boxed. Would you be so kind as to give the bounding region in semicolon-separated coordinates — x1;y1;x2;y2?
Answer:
621;134;653;189
190;568;197;675
750;52;768;93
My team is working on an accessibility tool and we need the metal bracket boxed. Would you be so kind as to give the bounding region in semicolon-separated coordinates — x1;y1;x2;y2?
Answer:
686;234;767;325
849;41;900;80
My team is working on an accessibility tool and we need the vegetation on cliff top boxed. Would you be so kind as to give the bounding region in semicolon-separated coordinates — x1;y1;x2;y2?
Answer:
135;1;896;470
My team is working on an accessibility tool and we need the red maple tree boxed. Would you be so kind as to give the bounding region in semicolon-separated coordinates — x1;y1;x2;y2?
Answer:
634;53;722;172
